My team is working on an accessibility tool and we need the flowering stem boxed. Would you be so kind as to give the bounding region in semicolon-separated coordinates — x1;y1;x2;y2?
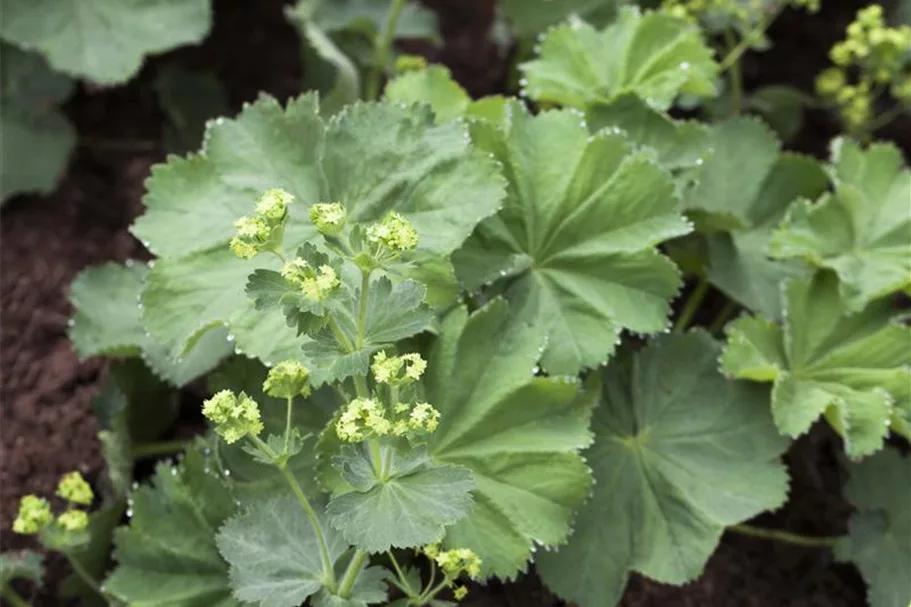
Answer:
365;0;408;100
250;435;338;591
388;551;416;596
673;278;710;332
729;523;840;548
356;270;371;349
131;440;187;460
328;315;355;352
718;1;786;71
369;438;385;479
284;397;294;454
1;586;32;607
66;554;109;603
337;549;369;597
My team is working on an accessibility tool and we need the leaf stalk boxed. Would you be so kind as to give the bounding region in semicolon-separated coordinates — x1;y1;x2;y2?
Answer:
365;0;408;100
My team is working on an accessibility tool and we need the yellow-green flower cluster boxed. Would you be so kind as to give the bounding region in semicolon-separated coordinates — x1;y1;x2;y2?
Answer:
12;495;53;534
816;4;911;129
230;188;294;259
57;471;93;506
366;212;419;253
309;202;347;236
202;390;264;444
423;543;482;579
395;54;428;74
281;258;340;303
13;471;95;535
263;360;312;399
335;397;441;442
371;351;427;386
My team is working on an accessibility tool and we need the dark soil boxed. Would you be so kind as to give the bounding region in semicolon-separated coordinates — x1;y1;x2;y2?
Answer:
0;0;904;605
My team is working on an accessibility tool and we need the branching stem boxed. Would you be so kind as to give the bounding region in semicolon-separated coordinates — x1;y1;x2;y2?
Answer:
729;523;840;548
388;551;416;597
131;440;187;460
365;0;408;100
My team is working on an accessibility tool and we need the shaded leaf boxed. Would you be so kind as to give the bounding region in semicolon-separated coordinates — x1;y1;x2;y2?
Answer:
538;333;789;606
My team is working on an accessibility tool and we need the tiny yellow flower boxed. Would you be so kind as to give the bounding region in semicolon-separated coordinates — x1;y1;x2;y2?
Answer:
366;212;419;253
336;398;390;442
281;259;340;302
202;390;264;444
371;351;427;385
409;402;441;433
263;360;311;399
453;586;469;601
57;471;93;506
255;188;294;221
309;202;347;236
435;547;482;579
12;495;53;535
57;510;89;533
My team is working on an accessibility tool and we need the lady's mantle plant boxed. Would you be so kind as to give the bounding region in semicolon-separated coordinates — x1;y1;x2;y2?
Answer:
9;3;911;607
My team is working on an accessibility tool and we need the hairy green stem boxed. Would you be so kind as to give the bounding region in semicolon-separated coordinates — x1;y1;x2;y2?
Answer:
338;550;370;597
1;585;32;607
250;435;338;591
707;299;737;334
365;0;408;100
66;555;109;603
718;2;787;71
131;440;186;460
356;270;371;349
328;315;355;352
284;397;294;454
369;439;385;479
673;278;710;332
729;523;840;548
388;551;416;597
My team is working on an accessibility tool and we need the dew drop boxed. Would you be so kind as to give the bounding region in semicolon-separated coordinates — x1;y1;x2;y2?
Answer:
125;259;135;268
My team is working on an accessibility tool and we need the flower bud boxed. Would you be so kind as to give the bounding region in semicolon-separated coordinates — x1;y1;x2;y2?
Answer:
57;510;89;533
366;212;419;253
13;495;53;534
57;471;93;506
256;188;294;222
263;360;311;399
309;202;347;236
202;390;264;444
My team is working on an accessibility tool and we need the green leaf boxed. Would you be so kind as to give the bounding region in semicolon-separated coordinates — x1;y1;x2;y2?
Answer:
92;358;178;446
538;332;789;606
312;567;388;607
744;85;808;142
424;300;598;578
0;0;212;84
720;272;911;456
684;118;830;318
453;107;691;374
0;550;43;587
60;504;124;604
208;357;339;503
520;8;718;111
385;65;471;122
105;446;240;606
586;94;711;172
500;0;619;36
303;274;434;385
835;449;911;607
216;496;348;607
69;262;233;386
135;94;504;365
0;43;75;202
327;445;474;552
769;138;911;311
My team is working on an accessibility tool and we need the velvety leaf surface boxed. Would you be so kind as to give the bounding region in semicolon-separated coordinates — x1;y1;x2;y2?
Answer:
721;272;911;455
0;44;75;202
684;118;830;318
835;449;911;607
520;8;718;111
538;332;789;606
69;262;232;386
769;138;911;311
425;300;598;578
453;106;690;373
216;496;347;607
0;0;211;84
134;95;503;365
105;448;239;606
326;446;474;552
